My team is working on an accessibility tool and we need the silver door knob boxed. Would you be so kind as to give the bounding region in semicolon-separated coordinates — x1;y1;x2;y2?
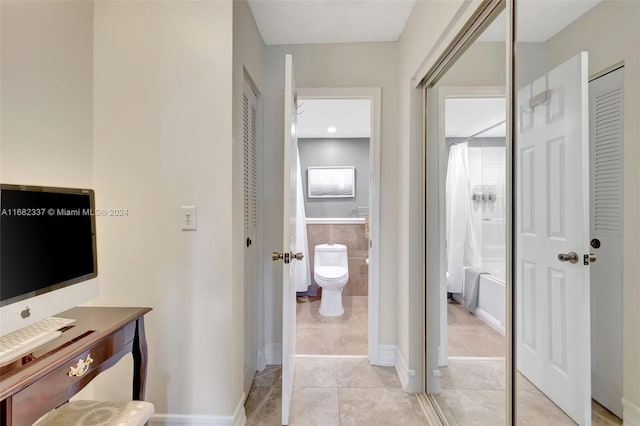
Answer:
558;252;579;264
292;252;304;261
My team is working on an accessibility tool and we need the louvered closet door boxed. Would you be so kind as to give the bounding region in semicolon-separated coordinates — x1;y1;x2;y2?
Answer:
243;81;258;247
243;78;259;394
589;67;624;418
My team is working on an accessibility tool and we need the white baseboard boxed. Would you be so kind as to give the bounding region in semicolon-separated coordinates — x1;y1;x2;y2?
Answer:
378;345;420;393
623;398;640;426
473;307;505;335
378;345;397;367
150;394;246;426
256;348;267;372
264;343;282;365
233;393;246;426
305;217;365;224
394;346;419;393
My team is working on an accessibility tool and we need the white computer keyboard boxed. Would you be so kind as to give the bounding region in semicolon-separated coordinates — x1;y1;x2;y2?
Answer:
0;316;75;366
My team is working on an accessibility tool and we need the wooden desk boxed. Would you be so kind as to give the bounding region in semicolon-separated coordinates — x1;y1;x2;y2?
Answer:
0;307;152;426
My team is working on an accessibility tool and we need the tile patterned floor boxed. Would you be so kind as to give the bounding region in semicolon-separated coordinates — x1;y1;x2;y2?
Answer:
244;359;428;426
296;296;368;356
447;299;505;357
436;301;623;425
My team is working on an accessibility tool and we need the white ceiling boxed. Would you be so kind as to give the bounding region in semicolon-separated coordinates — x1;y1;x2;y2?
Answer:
445;98;506;139
479;0;601;42
297;99;371;138
247;0;416;45
248;0;602;46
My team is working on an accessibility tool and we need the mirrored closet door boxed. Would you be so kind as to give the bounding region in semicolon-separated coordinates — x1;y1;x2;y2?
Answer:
423;2;509;423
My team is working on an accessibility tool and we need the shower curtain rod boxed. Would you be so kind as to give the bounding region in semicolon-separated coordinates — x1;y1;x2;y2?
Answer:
450;119;506;144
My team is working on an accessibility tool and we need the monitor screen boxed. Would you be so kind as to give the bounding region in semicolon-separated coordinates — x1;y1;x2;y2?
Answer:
0;185;97;307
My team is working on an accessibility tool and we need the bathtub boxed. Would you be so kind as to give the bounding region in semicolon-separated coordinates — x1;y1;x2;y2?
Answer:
452;271;505;335
475;273;505;335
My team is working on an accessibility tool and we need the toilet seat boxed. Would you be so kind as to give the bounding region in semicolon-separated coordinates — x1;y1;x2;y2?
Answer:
315;266;348;281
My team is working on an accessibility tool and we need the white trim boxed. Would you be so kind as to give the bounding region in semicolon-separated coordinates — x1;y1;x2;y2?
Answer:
452;293;506;335
305;217;365;224
150;394;246;426
233;393;247;426
297;87;382;367
256;348;267;372
378;344;397;367
395;346;419;392
623;398;640;426
448;356;505;361
473;307;505;335
295;354;368;359
264;343;282;365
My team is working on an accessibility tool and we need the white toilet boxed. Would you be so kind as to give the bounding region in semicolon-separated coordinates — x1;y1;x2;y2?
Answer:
314;243;349;317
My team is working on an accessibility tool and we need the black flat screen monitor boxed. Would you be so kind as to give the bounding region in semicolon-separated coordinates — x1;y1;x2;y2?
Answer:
0;185;97;307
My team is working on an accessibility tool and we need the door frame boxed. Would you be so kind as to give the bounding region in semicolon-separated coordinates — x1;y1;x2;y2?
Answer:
432;86;506;368
297;87;382;363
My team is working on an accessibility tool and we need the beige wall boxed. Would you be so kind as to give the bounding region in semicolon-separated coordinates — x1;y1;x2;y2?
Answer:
0;1;96;393
0;1;93;187
545;0;640;413
397;0;473;392
262;42;400;349
91;0;238;417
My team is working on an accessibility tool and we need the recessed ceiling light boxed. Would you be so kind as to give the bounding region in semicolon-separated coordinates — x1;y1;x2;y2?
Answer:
327;126;337;133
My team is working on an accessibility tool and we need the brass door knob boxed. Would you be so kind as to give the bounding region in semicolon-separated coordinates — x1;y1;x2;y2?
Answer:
272;252;283;261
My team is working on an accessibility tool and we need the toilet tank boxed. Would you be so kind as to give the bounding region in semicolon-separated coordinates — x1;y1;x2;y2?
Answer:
314;244;348;269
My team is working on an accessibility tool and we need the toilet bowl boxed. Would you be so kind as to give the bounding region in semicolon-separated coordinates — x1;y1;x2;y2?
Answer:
314;244;349;317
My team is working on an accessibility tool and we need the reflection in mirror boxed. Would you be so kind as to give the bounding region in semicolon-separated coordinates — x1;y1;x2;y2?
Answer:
514;1;632;424
425;8;508;424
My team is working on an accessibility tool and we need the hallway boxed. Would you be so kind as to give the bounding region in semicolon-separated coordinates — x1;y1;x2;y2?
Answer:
245;358;428;425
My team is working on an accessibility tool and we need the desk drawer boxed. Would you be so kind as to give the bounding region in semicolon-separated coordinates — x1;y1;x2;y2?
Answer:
10;326;132;426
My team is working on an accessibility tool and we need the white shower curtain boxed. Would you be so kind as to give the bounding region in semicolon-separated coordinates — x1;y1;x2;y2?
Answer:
294;151;311;292
446;142;481;293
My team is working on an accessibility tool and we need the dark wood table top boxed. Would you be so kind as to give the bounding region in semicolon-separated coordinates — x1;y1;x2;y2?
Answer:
0;306;151;401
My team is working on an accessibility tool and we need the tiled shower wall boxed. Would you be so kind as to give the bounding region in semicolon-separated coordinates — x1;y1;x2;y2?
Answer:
306;223;368;296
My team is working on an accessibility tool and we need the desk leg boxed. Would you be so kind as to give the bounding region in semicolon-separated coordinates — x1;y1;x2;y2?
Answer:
1;396;12;426
132;316;148;401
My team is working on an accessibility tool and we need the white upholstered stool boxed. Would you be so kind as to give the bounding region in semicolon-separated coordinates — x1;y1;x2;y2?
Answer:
34;400;154;426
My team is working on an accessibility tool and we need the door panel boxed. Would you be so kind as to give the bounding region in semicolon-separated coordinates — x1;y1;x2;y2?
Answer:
243;78;259;394
589;67;624;418
517;52;591;425
281;54;298;426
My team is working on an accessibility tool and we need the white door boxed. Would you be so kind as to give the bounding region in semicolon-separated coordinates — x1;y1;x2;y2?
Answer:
516;52;591;424
589;67;624;418
279;54;300;426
